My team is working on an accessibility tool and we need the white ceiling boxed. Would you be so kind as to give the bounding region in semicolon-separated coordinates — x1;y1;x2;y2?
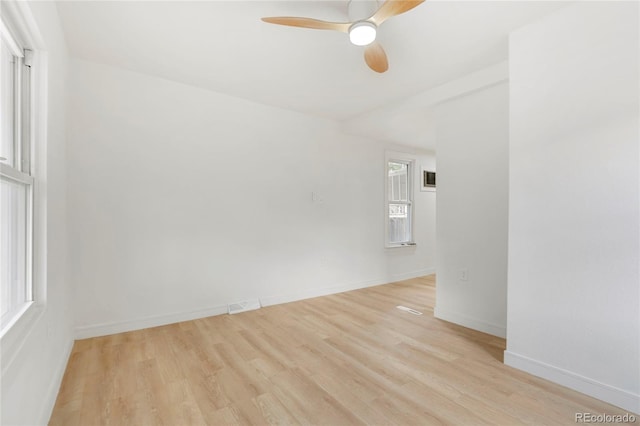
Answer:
56;1;565;145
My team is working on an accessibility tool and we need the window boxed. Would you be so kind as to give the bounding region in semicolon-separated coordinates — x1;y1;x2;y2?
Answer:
385;154;414;247
1;19;33;333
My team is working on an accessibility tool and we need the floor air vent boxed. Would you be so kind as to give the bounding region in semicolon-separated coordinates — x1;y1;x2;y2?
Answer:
228;298;261;314
396;305;423;315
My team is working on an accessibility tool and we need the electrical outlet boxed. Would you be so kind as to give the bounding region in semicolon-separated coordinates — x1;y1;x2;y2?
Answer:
460;268;469;281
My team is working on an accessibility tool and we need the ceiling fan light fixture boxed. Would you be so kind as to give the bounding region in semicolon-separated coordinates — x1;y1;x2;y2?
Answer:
349;21;377;46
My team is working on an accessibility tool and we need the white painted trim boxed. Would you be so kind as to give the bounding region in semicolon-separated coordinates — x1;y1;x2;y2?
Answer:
75;268;436;339
74;304;228;339
39;337;74;425
0;18;24;57
392;267;435;282
0;305;44;377
433;306;506;338
0;301;34;339
0;0;50;377
261;268;435;307
504;350;640;415
0;162;34;184
385;151;417;248
0;2;45;50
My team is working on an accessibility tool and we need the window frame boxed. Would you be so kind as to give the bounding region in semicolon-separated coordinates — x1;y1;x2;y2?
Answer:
0;2;45;358
1;16;34;334
1;166;34;330
384;151;416;248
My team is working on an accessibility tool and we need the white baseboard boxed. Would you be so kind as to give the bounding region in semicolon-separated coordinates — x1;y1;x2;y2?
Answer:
433;306;506;338
260;268;436;307
40;337;74;425
259;278;384;308
390;267;436;283
504;350;640;415
74;305;228;339
74;268;436;339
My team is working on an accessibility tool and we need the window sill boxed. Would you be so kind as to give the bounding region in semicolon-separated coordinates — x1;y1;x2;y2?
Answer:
0;301;35;337
0;301;45;375
386;242;417;249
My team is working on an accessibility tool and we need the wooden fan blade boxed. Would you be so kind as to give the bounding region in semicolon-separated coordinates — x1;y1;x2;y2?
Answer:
261;17;351;33
369;0;425;26
364;42;389;73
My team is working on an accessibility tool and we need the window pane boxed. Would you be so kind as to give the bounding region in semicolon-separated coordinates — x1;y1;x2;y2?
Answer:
0;38;16;167
388;203;411;244
1;177;28;326
388;161;408;201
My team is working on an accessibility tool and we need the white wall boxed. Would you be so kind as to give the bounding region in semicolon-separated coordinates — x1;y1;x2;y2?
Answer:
434;82;509;338
67;59;436;337
0;2;73;425
506;2;639;413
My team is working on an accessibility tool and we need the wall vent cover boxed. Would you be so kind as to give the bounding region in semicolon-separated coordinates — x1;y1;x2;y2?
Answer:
396;305;423;315
228;298;261;314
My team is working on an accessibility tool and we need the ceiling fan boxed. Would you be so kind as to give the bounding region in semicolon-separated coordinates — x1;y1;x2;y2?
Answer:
261;0;425;73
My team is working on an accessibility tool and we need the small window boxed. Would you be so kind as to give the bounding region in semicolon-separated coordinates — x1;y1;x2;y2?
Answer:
1;20;33;332
385;155;414;247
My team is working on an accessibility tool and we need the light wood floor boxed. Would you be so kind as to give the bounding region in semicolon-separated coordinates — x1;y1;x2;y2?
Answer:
50;276;631;425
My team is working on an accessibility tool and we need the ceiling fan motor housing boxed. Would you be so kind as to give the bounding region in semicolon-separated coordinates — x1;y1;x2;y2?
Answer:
349;21;377;46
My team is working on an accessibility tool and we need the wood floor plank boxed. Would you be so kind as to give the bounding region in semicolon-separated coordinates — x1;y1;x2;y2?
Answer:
49;275;634;425
310;372;395;425
254;392;300;425
165;379;207;425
